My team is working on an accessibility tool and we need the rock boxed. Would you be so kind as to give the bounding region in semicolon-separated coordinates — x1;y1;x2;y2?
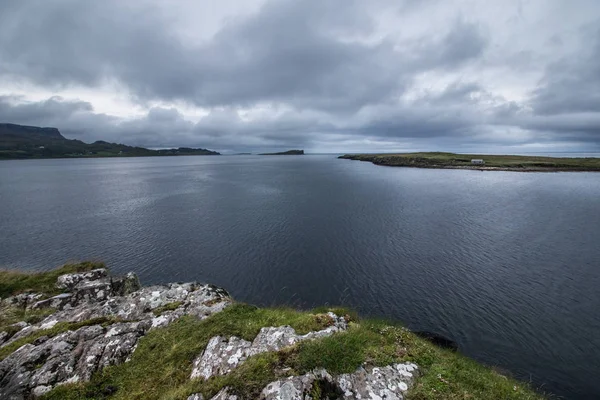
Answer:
2;293;44;309
70;279;113;305
260;370;330;400
0;321;152;397
31;293;73;310
191;313;348;380
56;268;108;290
110;272;141;296
210;387;238;400
0;268;233;399
259;363;419;400
188;394;204;400
190;336;253;380
31;385;52;397
336;363;419;399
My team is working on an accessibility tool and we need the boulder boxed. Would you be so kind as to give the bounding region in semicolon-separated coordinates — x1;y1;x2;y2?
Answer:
190;313;348;380
56;268;109;290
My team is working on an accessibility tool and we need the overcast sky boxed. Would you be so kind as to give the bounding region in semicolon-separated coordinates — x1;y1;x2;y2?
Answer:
1;0;599;153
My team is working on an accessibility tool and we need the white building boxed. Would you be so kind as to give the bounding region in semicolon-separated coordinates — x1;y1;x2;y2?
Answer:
471;159;485;165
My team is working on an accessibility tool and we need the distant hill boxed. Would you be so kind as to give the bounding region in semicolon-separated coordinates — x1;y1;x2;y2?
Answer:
259;149;304;155
0;123;220;159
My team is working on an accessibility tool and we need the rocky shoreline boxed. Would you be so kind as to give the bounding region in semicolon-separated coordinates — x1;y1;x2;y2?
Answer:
0;266;545;400
0;268;420;399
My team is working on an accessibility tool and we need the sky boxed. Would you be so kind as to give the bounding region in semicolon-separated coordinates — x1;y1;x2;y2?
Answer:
0;0;599;154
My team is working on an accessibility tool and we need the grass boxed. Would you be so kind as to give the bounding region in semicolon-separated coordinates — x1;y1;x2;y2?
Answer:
39;305;545;400
0;261;105;298
340;152;600;171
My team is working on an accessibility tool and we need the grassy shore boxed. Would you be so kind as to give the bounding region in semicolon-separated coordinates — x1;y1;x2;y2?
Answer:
1;264;547;399
339;152;600;172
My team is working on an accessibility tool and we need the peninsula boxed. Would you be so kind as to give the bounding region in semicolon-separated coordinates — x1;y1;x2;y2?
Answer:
0;123;219;159
260;149;304;155
0;262;545;399
339;152;600;172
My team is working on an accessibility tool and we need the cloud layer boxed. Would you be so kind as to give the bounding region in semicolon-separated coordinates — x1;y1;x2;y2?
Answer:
0;0;599;153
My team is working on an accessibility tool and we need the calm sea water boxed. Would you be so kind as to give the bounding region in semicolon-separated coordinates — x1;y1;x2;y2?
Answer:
1;155;599;399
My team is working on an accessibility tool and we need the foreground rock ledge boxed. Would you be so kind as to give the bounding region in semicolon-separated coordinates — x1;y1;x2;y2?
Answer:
1;268;423;400
188;363;419;400
0;269;231;399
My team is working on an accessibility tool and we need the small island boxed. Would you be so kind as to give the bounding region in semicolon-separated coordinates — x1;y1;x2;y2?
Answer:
259;149;304;155
339;152;600;172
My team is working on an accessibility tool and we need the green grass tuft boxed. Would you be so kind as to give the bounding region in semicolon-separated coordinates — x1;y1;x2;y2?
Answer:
0;261;105;298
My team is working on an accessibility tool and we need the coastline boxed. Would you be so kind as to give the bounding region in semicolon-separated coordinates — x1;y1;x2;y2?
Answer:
0;263;546;399
339;152;600;172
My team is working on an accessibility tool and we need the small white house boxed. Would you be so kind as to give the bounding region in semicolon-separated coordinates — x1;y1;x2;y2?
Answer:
471;159;485;165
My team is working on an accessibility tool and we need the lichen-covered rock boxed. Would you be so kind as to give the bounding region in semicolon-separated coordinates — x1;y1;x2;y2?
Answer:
56;268;109;290
190;313;348;380
211;387;239;400
0;269;233;399
260;370;330;400
0;321;152;398
190;336;253;380
2;293;44;310
31;293;73;310
335;363;419;399
259;363;419;400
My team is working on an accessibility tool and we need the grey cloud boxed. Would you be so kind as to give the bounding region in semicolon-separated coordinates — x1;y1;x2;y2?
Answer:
0;1;599;152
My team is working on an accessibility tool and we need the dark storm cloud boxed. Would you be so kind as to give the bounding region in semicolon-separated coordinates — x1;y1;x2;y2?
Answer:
0;1;599;151
0;0;488;111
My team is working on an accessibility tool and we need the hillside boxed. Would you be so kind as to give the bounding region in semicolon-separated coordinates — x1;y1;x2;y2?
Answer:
0;123;219;159
0;263;545;399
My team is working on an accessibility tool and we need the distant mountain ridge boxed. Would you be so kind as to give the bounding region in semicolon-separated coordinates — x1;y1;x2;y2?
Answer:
0;123;220;159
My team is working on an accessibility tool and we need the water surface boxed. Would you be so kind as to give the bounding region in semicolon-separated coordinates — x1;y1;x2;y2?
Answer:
1;155;599;399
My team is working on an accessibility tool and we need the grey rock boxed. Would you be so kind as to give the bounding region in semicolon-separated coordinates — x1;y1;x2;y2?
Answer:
335;363;419;399
188;394;204;400
71;278;113;305
2;293;44;309
191;336;253;380
210;387;238;400
191;313;348;380
110;272;141;296
31;293;73;310
56;268;108;290
260;370;328;400
0;321;151;397
259;363;419;400
0;269;233;399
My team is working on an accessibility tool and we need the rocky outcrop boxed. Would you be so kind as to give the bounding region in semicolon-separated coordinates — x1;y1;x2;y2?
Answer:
260;363;419;400
190;313;347;380
0;269;232;399
187;363;419;400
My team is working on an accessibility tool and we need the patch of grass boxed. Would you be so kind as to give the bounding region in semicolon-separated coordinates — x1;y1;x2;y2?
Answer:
152;301;183;316
41;303;336;400
40;305;546;400
0;261;105;298
0;307;56;333
0;316;119;361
